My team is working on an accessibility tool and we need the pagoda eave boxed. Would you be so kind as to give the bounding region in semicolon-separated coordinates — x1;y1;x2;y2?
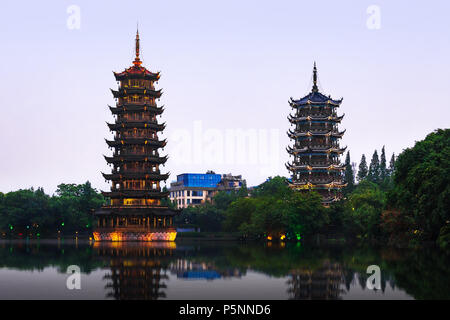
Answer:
111;88;162;99
105;138;167;148
102;190;170;199
96;205;178;216
109;104;164;115
102;172;170;181
104;155;168;164
107;122;166;131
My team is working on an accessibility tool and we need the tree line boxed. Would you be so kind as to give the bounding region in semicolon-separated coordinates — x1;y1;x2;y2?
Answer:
0;129;448;248
0;182;104;237
178;129;450;248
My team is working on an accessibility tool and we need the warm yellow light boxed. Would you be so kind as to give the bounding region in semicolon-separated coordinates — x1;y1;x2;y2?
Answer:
110;232;121;242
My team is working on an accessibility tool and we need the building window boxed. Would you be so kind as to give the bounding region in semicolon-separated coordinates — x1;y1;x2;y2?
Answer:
192;190;203;197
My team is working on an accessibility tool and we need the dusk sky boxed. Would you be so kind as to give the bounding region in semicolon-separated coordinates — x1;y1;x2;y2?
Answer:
1;0;449;194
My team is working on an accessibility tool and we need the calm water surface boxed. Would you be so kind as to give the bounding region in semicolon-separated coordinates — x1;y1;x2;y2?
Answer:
0;240;449;300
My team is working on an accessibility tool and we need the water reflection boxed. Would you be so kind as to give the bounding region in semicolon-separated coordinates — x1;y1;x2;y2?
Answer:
0;240;449;299
288;261;344;299
93;242;175;300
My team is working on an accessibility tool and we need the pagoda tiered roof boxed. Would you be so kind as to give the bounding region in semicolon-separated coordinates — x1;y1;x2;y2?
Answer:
105;138;167;148
111;88;162;99
287;114;344;124
113;66;160;81
102;190;170;199
285;162;345;171
289;180;347;189
109;104;164;115
96;205;176;216
107;121;166;131
289;92;343;107
104;155;168;164
287;129;346;139
286;63;347;202
102;172;170;181
286;145;347;155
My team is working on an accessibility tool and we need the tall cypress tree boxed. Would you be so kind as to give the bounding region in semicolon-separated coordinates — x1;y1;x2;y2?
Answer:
368;150;380;183
388;153;396;176
357;154;368;182
380;146;387;182
344;151;355;192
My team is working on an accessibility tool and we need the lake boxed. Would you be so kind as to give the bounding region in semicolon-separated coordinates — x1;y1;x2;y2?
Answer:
0;239;449;300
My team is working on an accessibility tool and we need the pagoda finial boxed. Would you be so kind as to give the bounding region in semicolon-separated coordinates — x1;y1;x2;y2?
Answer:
312;61;318;92
133;27;142;67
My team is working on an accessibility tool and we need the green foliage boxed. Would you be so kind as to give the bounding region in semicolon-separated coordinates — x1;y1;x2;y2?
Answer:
380;146;387;182
175;190;242;232
224;177;326;239
368;150;380;183
344;151;355;194
223;197;257;232
250;176;291;198
0;182;105;236
160;186;177;209
357;154;368;182
388;129;450;241
342;181;386;239
437;224;450;250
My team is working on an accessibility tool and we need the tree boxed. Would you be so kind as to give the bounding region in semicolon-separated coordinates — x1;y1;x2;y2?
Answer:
344;151;355;193
388;129;450;242
368;150;380;183
343;180;386;239
250;176;291;199
223;198;257;232
388;153;396;176
380;146;387;182
357;154;368;182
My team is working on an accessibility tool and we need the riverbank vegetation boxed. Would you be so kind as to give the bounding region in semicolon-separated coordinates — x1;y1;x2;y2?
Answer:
0;129;448;249
177;129;449;248
0;182;104;237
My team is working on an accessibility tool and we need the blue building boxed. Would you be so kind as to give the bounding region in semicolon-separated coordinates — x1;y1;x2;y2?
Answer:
176;173;222;188
169;171;245;208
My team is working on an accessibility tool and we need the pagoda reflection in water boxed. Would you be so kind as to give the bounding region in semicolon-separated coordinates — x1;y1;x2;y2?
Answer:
287;260;345;300
94;242;175;300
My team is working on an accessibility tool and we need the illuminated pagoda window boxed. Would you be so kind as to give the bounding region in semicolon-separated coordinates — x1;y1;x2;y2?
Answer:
286;63;347;205
94;29;178;241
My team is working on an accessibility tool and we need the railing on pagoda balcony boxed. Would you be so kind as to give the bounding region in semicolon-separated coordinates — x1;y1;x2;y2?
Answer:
115;134;158;139
110;187;162;192
296;161;340;166
117;168;161;174
295;179;344;184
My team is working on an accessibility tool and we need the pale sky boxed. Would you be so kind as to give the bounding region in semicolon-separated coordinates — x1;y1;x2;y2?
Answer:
0;0;449;193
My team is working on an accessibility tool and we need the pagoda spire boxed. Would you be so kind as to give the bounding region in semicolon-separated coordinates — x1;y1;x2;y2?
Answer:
312;61;318;93
133;27;142;67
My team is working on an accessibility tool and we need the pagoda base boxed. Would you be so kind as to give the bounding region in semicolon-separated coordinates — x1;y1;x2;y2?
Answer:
93;227;177;242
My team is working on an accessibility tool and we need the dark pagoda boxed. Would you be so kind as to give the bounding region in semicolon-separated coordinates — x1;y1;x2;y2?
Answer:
286;63;347;205
93;30;178;241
